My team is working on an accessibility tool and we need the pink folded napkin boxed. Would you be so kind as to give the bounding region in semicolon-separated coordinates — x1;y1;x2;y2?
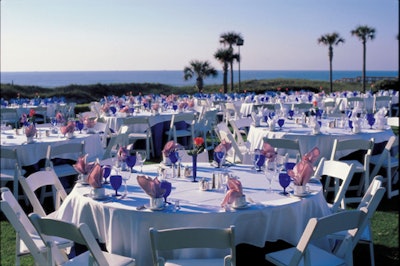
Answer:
117;146;129;162
73;154;95;175
137;175;166;198
288;147;320;185
84;116;97;128
214;140;232;153
87;162;103;188
162;140;182;157
119;106;129;113
221;177;243;207
261;142;277;160
25;124;37;138
60;121;76;135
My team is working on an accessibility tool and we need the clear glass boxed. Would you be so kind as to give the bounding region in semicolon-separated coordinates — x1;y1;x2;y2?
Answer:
136;151;147;173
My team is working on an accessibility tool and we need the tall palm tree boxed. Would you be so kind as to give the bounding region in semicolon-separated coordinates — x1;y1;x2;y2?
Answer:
220;31;243;92
183;60;217;93
351;25;376;93
317;32;345;93
214;48;233;93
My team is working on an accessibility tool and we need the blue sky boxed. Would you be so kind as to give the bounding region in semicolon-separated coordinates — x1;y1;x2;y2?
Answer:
1;0;398;72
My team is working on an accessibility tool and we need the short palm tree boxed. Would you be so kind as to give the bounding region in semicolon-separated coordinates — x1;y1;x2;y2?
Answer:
351;25;376;93
214;48;232;93
183;60;217;93
317;32;345;93
220;31;243;92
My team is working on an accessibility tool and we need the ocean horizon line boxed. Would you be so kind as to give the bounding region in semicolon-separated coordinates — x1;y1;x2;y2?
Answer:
1;70;398;88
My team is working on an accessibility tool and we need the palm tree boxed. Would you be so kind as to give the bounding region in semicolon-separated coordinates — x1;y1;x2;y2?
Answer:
351;25;376;93
183;60;217;93
317;32;345;93
220;31;243;92
214;48;233;93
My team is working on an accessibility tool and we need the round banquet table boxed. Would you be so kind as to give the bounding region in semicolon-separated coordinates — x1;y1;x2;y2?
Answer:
55;162;331;266
247;118;395;160
1;127;104;168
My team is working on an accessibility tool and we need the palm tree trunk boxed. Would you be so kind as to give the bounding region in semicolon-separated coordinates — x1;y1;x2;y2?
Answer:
329;46;333;93
223;69;228;93
362;41;366;93
229;62;234;92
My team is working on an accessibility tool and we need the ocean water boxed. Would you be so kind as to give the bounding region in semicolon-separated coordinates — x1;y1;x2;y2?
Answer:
1;70;398;88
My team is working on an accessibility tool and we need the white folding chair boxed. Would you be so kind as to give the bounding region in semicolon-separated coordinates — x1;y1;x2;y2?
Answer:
149;226;235;266
195;109;219;150
216;122;251;164
45;141;85;191
369;136;399;199
0;147;26;201
1;108;19;128
1;187;71;266
123;116;154;159
262;137;302;163
373;95;391;114
331;176;386;266
330;138;374;205
315;158;356;212
229;117;252;145
265;209;367;266
102;131;129;160
166;112;196;149
29;213;136;266
346;97;364;110
19;169;68;217
386;117;399;127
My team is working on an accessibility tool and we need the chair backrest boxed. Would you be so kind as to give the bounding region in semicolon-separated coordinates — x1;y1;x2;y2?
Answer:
0;108;19;127
46;141;85;166
314;158;356;212
291;209;366;266
1;147;24;199
373;95;391;112
149;226;235;266
334;176;385;258
29;213;109;266
122;116;152;134
19;170;67;217
330;138;374;162
263;137;302;163
346;96;364;109
102;133;128;160
370;136;398;178
229;119;247;146
170;112;196;126
0;187;48;265
292;103;313;112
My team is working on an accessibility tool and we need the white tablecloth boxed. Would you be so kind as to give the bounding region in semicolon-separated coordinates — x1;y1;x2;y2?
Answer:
1;128;104;167
247;118;395;160
55;162;330;266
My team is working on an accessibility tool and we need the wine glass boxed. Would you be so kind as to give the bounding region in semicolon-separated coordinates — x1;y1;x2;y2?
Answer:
126;155;136;173
278;172;291;195
288;110;294;120
367;117;375;129
215;151;226;168
172;104;178;112
275;155;287;173
348;120;353;132
168;151;179;177
121;172;131;196
76;121;84;133
256;154;266;172
251;151;260;172
277;118;285;130
160;180;172;204
265;158;276;192
110;175;122;196
102;165;111;184
136;151;147;173
285;162;296;172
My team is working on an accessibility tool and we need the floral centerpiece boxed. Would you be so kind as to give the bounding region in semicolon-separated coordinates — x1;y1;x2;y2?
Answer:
20;109;37;141
187;137;205;182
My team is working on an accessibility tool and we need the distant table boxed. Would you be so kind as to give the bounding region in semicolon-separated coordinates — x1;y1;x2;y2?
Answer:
55;162;330;266
1;127;104;168
247;118;395;160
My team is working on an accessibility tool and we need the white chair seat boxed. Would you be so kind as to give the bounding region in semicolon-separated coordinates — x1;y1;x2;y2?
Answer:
165;258;226;266
52;164;78;177
65;250;135;266
266;244;346;266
